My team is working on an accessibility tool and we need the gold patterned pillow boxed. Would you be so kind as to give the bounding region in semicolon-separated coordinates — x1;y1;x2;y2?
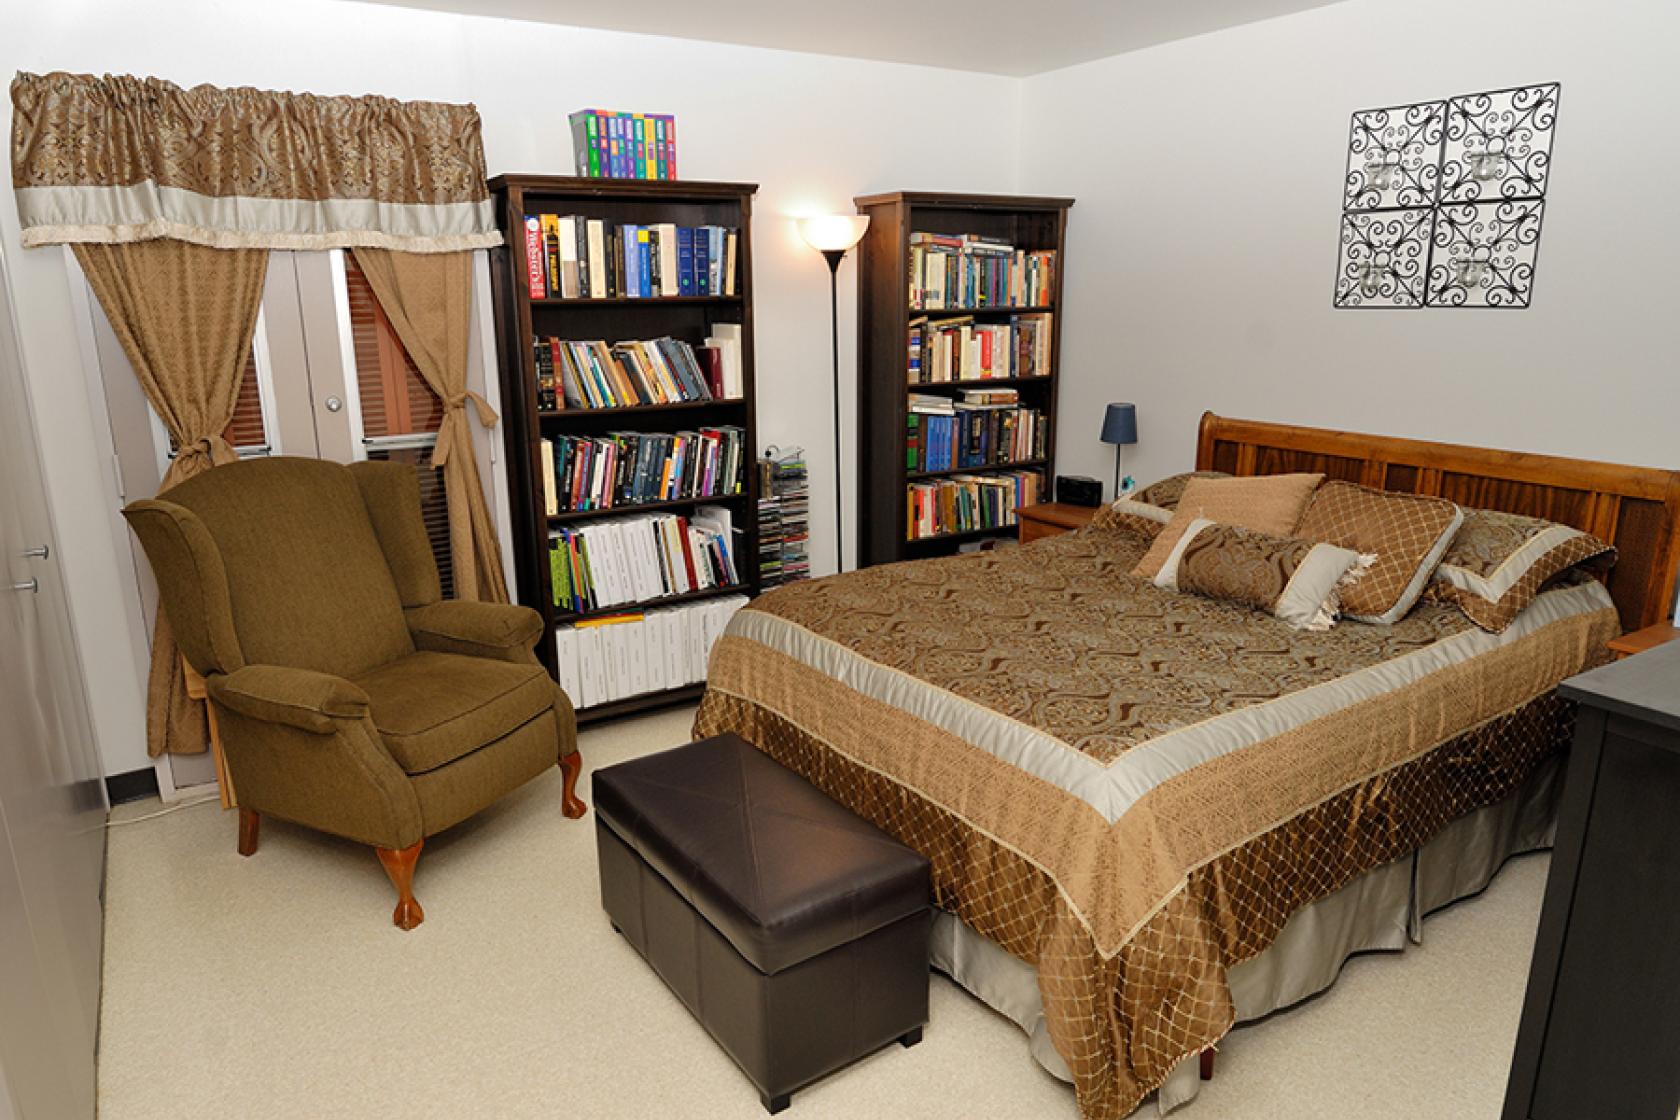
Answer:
1153;519;1374;630
1426;508;1615;632
1295;481;1463;624
1131;471;1231;510
1133;472;1325;579
1091;471;1231;539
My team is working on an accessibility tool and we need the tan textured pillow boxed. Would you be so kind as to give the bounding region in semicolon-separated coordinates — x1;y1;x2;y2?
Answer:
1154;519;1374;630
1133;473;1325;579
1425;508;1615;632
1295;481;1463;624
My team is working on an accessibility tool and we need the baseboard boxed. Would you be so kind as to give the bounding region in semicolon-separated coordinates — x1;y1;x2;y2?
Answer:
105;767;160;805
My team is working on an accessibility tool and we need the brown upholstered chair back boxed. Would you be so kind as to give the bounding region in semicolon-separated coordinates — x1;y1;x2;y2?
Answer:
127;457;433;680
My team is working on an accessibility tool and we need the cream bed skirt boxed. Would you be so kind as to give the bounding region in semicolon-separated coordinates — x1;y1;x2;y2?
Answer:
930;752;1563;1115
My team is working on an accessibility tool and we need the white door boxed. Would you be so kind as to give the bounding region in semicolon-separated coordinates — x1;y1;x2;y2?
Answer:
0;237;105;1118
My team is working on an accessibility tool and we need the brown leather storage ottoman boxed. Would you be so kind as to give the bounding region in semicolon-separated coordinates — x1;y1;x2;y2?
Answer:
594;733;931;1113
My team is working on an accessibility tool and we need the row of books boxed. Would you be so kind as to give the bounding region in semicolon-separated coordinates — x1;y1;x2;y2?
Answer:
907;312;1052;383
908;232;1056;310
533;327;743;410
524;215;737;300
553;595;746;711
905;399;1047;472
568;109;678;182
757;449;810;588
906;471;1041;541
540;428;746;515
549;507;741;614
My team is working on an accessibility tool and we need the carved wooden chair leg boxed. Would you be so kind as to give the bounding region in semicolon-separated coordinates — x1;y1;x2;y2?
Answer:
237;808;260;856
375;840;425;931
558;751;588;819
1199;1047;1216;1081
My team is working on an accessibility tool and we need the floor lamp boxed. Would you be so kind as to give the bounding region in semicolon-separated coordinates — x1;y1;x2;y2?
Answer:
798;214;870;574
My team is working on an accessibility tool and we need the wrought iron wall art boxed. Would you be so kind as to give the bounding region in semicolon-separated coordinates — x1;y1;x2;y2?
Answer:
1334;82;1559;309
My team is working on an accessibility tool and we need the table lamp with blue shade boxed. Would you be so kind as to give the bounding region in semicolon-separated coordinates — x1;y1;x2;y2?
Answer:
1100;403;1138;498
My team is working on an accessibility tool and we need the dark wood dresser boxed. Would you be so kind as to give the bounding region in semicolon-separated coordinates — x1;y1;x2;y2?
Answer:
1503;639;1680;1120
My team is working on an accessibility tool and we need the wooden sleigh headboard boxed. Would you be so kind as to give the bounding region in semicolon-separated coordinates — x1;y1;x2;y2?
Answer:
1196;412;1680;632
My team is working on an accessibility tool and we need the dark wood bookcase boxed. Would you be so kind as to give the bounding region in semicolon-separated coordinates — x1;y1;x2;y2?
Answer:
487;175;761;723
853;191;1074;568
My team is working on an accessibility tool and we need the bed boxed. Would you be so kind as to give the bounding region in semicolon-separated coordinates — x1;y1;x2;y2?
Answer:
692;414;1680;1119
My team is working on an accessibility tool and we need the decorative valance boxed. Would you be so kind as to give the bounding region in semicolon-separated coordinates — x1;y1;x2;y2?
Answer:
10;71;500;253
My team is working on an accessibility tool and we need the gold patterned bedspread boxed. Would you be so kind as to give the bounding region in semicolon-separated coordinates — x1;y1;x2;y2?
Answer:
693;522;1617;1119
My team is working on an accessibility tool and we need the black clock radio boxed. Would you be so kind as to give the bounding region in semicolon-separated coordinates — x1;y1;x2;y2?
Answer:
1055;475;1103;507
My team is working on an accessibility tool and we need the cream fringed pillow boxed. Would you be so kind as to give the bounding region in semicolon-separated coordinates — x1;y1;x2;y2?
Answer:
1153;519;1374;630
1132;472;1325;579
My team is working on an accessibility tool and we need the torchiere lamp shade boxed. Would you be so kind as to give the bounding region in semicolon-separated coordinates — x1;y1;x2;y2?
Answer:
1101;403;1137;446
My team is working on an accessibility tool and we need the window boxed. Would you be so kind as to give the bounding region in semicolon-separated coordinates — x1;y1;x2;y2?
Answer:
342;252;455;597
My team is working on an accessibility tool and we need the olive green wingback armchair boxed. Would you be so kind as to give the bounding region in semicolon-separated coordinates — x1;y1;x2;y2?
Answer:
123;456;583;930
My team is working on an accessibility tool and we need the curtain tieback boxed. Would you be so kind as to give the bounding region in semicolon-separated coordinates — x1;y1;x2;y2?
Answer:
172;433;239;477
433;390;498;468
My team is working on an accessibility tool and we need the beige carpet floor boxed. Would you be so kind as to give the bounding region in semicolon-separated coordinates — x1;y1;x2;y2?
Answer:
99;705;1546;1119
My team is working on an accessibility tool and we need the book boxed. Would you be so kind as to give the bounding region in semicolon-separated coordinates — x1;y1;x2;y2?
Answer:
553;594;746;708
903;406;1045;472
908;232;1056;310
521;214;737;301
757;449;810;587
905;470;1040;540
523;216;546;299
536;336;718;410
548;509;742;613
705;323;744;398
569;109;679;181
907;312;1053;382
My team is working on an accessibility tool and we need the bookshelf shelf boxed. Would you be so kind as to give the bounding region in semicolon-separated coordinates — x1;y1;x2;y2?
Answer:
547;492;749;525
910;304;1055;317
855;190;1074;567
532;295;744;307
554;583;751;625
906;458;1048;482
904;524;1018;547
537;397;747;422
909;376;1052;390
488;174;761;718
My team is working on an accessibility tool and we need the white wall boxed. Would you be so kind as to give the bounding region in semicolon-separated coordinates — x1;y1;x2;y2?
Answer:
0;0;1022;776
1020;0;1680;491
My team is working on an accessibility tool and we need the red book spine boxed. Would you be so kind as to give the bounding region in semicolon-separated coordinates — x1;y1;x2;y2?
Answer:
524;217;545;299
675;515;700;589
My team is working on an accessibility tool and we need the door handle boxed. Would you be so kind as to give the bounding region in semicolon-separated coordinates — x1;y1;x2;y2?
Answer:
21;545;48;559
9;578;37;594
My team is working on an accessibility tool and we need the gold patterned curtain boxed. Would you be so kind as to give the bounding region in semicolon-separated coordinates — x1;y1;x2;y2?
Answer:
352;248;509;603
13;71;504;753
74;241;268;756
11;71;500;253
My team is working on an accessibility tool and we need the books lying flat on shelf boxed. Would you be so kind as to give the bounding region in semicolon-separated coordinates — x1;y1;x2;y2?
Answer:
905;405;1046;472
757;448;810;588
907;312;1051;382
906;471;1041;541
541;427;745;514
567;110;678;182
549;506;741;613
523;214;735;299
908;232;1056;309
553;595;746;710
535;335;739;410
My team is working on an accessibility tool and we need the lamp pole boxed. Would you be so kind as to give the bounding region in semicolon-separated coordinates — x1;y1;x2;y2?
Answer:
822;248;845;573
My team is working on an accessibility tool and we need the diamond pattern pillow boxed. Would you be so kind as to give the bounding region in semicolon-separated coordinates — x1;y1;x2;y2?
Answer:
1424;508;1614;632
1294;481;1463;624
1133;473;1325;579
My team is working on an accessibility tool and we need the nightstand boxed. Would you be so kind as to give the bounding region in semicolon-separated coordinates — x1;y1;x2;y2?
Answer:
1607;622;1680;660
1017;502;1097;544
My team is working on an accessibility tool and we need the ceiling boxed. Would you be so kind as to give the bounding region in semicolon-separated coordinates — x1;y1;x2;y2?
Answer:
358;0;1348;77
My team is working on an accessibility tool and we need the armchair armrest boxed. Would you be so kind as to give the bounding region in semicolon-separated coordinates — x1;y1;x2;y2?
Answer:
206;665;370;735
405;600;543;661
